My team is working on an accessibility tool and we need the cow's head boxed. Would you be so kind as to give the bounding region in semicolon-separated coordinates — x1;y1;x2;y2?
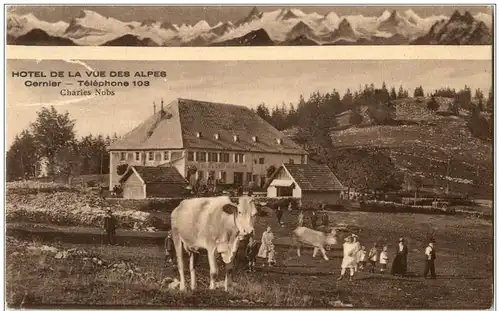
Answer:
222;195;258;235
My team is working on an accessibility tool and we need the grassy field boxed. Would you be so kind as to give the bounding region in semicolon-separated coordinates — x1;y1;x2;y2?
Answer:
6;209;493;309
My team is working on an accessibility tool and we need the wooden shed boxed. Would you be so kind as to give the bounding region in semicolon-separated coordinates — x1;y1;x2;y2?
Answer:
119;166;188;199
265;163;346;206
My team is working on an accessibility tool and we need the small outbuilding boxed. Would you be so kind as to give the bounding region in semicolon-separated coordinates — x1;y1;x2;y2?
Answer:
266;163;346;206
119;166;188;199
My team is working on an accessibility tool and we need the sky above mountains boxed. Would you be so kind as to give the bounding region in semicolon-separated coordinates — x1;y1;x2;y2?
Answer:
6;59;491;148
8;5;492;25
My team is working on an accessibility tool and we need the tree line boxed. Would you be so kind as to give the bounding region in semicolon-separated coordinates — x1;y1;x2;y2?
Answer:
6;106;117;182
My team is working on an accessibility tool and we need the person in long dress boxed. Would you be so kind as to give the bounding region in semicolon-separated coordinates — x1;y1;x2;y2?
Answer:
297;210;304;227
352;234;361;272
337;235;357;281
257;226;275;266
391;237;408;276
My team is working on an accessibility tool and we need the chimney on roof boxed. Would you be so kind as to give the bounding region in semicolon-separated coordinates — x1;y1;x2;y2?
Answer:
252;136;258;143
196;132;202;138
276;138;282;145
233;134;240;142
153;101;156;114
160;98;166;118
214;133;220;140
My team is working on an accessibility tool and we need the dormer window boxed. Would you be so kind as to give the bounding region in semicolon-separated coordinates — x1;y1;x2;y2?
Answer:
233;135;240;142
214;133;220;140
252;136;258;143
196;132;202;138
276;138;282;145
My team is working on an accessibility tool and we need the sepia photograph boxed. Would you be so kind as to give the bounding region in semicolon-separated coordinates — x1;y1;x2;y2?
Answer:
5;58;494;308
6;5;493;46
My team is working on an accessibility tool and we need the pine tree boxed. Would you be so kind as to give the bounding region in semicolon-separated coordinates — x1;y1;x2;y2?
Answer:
390;87;397;100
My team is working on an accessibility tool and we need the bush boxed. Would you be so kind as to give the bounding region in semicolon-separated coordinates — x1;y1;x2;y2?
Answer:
116;164;128;176
427;99;439;111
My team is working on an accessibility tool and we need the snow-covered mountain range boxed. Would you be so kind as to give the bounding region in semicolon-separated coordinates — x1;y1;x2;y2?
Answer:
6;8;493;46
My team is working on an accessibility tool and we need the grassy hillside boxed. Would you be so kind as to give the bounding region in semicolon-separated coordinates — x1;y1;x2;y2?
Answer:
328;97;493;198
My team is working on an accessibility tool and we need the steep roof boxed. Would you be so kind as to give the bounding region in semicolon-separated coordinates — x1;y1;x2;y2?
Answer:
109;98;306;154
270;164;345;192
120;166;188;184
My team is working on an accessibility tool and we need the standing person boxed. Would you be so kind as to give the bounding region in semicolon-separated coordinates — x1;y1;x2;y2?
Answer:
352;234;361;272
321;211;329;232
246;233;259;272
379;245;389;273
164;230;176;266
391;237;409;276
276;206;284;226
368;242;379;273
310;211;318;230
103;208;117;245
337;235;357;281
358;246;367;271
258;226;275;267
288;201;293;212
297;209;305;227
424;238;437;279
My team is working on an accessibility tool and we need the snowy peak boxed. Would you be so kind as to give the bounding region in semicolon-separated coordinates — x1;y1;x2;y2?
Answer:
286;20;315;40
412;10;492;45
236;6;262;26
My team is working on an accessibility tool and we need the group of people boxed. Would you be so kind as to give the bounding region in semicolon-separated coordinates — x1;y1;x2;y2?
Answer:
338;234;437;281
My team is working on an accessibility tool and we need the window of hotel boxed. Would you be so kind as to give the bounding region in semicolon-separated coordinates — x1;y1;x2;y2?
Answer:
135;152;140;161
253;174;258;183
259;157;265;164
187;151;194;161
120;152;126;161
196;151;207;162
246;172;252;183
220;171;227;183
301;155;305;164
234;153;244;163
289;159;295;164
208;171;216;184
208;152;218;162
254;159;258;164
148;152;154;161
220;153;230;163
163;151;169;161
260;176;266;188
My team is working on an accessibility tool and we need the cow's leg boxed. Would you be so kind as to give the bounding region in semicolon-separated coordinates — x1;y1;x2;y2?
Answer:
189;251;196;291
297;245;301;257
173;233;186;292
312;247;319;258
207;247;218;290
320;247;329;261
224;262;233;292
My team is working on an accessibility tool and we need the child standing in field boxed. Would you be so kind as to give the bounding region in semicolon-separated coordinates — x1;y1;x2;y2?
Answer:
358;246;367;271
379;245;389;273
368;242;379;273
246;234;259;272
164;230;176;266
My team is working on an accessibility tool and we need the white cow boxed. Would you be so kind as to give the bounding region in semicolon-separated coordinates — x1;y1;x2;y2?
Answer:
292;226;338;261
170;195;257;292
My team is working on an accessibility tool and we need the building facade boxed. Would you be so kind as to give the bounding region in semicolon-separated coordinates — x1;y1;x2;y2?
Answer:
108;98;308;190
